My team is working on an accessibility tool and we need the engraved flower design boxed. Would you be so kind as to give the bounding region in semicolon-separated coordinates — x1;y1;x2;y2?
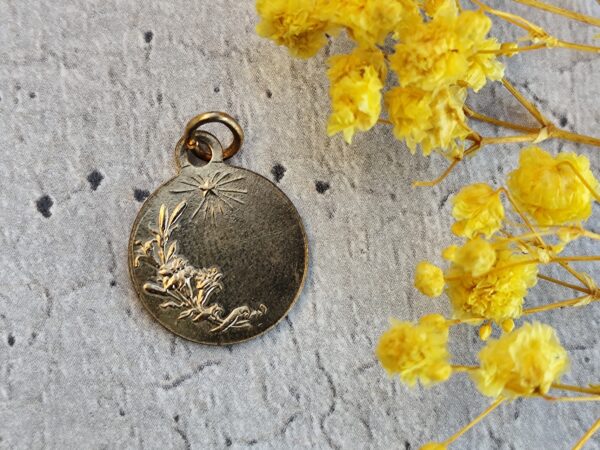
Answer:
133;200;267;333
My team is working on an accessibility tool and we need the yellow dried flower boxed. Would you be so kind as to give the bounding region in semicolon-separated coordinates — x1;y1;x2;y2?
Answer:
501;318;515;333
446;247;538;323
451;183;504;239
377;314;452;386
390;9;504;92
472;322;569;398
329;0;420;47
507;146;599;226
451;237;497;277
442;244;458;261
327;48;387;143
385;85;469;157
420;443;447;450
423;0;457;18
256;0;335;59
479;323;493;341
415;261;446;298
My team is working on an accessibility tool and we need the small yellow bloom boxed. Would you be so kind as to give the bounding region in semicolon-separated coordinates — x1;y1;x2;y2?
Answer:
452;183;504;238
390;9;503;92
442;244;458;261
330;0;421;47
377;314;452;386
420;443;447;450
451;237;497;277
415;261;446;298
508;146;600;226
479;323;492;341
446;247;538;323
327;48;387;143
256;0;335;59
385;85;469;157
501;318;515;333
473;322;569;398
423;0;457;18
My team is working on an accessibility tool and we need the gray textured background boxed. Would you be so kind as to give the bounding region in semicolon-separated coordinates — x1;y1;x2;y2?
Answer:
1;1;599;448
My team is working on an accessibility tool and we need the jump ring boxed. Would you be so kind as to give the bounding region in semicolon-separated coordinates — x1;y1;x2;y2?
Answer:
182;112;244;161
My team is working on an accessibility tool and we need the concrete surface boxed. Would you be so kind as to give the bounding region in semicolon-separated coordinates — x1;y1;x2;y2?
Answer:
0;0;599;448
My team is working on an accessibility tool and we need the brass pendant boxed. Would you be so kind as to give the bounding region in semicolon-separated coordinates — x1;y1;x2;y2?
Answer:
128;112;308;345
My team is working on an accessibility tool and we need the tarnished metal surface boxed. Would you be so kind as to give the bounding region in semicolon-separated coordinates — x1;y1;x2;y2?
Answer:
129;115;308;344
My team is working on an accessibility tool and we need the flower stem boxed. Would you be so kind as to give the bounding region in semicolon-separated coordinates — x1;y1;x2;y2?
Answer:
464;106;538;133
479;43;547;55
557;161;600;202
559;262;593;289
472;0;541;33
480;133;540;145
502;78;550;126
498;187;547;247
442;397;505;446
555;41;600;53
554;256;600;263
552;383;600;396
510;0;600;27
553;128;600;147
522;295;595;316
451;364;479;372
538;274;592;295
541;395;600;403
572;417;600;450
413;158;462;187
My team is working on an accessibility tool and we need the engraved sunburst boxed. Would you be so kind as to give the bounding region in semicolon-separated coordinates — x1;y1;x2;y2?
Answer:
170;171;247;222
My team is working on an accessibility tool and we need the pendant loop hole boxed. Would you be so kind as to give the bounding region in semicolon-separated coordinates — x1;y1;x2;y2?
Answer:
183;112;243;161
176;131;224;169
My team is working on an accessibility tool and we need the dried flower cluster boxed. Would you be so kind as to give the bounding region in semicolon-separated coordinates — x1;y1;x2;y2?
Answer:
256;0;600;185
256;0;600;447
378;146;600;448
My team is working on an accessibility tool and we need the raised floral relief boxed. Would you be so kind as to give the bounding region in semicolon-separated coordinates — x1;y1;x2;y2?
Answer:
134;200;267;333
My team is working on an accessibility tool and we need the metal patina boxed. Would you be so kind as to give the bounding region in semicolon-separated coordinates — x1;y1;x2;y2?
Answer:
128;112;308;345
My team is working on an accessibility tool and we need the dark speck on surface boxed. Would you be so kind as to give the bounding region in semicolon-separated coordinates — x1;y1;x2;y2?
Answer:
315;181;330;194
8;334;15;346
110;280;117;287
157;92;163;104
271;164;286;182
29;92;36;99
36;195;53;218
144;31;153;43
87;170;104;191
174;415;180;423
119;409;125;417
560;116;568;127
214;86;220;93
134;189;150;202
225;437;232;447
266;89;273;98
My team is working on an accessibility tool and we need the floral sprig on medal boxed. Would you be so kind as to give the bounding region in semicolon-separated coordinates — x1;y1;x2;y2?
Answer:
133;201;267;333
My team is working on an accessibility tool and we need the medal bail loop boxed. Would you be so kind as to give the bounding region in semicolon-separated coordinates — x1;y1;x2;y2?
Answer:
183;111;244;161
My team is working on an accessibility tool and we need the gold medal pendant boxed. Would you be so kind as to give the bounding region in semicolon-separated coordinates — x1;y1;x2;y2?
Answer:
128;112;308;345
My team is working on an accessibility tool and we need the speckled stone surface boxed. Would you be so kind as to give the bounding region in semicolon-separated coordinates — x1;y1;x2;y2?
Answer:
1;1;599;449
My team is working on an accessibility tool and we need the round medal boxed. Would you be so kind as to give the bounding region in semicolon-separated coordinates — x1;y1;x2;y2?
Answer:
128;112;308;345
